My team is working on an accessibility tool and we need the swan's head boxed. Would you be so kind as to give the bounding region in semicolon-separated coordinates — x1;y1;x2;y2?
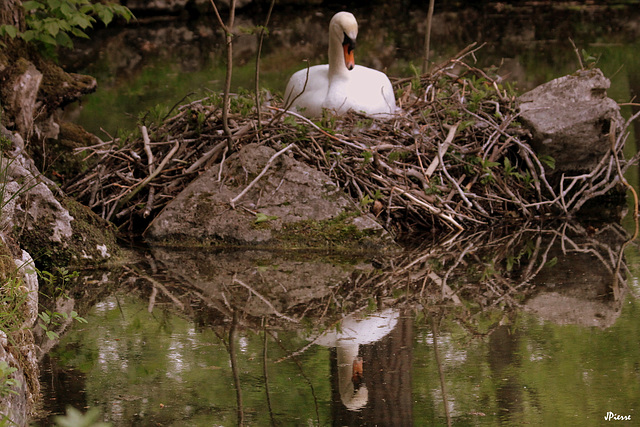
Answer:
330;12;358;71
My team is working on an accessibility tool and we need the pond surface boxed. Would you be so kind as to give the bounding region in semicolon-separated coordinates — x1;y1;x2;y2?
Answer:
37;2;640;426
36;287;640;426
34;223;640;426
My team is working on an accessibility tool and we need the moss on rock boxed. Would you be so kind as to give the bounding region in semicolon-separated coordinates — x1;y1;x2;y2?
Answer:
18;196;120;272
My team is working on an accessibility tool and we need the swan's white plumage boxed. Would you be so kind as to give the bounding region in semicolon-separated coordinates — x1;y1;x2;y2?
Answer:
284;12;397;118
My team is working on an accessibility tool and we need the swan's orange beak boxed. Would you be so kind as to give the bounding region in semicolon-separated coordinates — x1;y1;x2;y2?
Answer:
343;44;355;70
352;356;363;387
342;34;356;71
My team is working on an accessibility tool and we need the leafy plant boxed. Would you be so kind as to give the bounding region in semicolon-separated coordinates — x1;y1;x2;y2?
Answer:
360;194;374;209
581;49;599;69
503;157;525;181
38;309;87;340
0;269;30;340
38;266;79;293
361;150;373;164
0;0;133;52
475;157;500;184
539;154;556;170
0;361;20;398
36;267;86;340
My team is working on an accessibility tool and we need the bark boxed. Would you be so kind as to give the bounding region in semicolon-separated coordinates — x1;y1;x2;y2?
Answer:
0;0;25;31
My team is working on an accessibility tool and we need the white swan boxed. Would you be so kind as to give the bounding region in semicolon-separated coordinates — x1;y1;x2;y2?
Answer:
284;12;397;119
311;308;399;411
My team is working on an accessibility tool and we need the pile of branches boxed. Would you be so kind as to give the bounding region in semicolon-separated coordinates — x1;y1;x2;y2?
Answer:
64;45;638;234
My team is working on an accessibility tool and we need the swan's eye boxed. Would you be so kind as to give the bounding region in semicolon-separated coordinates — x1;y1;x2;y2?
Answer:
342;32;356;53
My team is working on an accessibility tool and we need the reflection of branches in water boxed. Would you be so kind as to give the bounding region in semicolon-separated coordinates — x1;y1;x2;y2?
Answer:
429;313;452;427
291;221;631;335
75;220;629;341
266;328;321;424
262;326;277;427
229;311;245;427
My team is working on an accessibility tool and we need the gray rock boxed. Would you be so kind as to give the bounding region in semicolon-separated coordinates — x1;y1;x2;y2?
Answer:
146;143;393;249
1;126;117;265
1;142;74;244
517;68;623;174
6;60;43;138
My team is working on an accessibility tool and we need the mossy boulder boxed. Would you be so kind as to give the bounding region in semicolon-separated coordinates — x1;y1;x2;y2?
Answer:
145;143;396;252
1;130;119;271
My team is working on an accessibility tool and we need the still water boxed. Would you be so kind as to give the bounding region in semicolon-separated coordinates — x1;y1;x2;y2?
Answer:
37;287;640;426
39;2;640;426
35;224;640;426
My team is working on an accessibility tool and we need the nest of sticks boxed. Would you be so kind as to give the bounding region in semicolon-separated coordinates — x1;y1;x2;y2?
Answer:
64;46;639;236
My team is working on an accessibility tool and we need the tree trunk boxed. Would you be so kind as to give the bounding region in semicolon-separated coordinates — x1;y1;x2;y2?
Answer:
0;0;25;31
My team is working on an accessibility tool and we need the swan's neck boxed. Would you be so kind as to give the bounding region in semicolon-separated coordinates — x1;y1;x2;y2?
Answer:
328;33;350;79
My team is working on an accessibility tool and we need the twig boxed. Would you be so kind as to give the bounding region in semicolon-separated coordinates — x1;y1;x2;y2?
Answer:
210;0;236;151
422;0;436;73
232;276;298;323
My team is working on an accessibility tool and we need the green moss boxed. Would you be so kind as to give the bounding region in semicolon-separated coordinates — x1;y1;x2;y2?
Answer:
274;211;384;251
0;241;17;284
18;196;120;272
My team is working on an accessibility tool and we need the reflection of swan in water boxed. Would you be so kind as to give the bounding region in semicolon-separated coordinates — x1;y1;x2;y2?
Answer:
311;308;399;411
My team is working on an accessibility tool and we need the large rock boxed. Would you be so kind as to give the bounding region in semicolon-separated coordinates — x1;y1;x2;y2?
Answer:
4;59;42;138
145;143;393;250
0;127;119;269
0;58;96;141
517;68;623;174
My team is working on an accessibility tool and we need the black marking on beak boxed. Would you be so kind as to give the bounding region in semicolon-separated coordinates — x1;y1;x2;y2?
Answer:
342;32;356;53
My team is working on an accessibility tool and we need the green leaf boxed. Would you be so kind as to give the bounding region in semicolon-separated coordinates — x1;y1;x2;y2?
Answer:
254;213;278;224
57;19;71;32
19;30;35;42
54;407;110;427
361;150;373;163
44;20;59;36
71;14;94;29
79;4;94;14
58;2;74;18
97;7;114;26
56;33;73;48
39;33;58;45
45;330;59;340
0;25;19;38
113;5;135;22
539;154;556;170
70;27;89;39
503;157;512;171
46;0;62;10
22;1;44;11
